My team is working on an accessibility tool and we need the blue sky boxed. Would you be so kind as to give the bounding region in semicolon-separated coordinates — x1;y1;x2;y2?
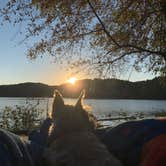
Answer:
0;13;156;85
0;23;71;85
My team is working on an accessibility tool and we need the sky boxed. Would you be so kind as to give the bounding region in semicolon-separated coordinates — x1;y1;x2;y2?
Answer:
0;18;79;85
0;7;156;85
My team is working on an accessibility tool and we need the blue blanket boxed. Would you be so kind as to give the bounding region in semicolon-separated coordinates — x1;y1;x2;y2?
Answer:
98;118;166;166
0;129;33;166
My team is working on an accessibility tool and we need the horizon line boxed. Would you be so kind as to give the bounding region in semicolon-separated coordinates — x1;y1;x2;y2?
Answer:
0;77;159;86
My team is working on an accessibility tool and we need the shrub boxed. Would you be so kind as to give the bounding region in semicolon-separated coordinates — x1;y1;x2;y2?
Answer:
0;101;44;133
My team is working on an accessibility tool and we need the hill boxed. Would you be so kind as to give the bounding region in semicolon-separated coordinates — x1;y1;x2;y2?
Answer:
0;82;55;97
0;78;166;99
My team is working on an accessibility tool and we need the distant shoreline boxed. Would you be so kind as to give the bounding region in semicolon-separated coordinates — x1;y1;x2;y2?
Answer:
0;97;166;101
0;77;166;99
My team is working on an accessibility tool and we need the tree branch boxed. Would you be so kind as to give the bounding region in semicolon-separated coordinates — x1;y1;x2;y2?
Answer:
87;0;166;59
87;0;121;48
74;28;103;38
121;44;166;57
101;51;140;64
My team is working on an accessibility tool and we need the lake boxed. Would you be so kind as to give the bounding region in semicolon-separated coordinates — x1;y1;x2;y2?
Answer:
0;97;166;127
0;97;166;117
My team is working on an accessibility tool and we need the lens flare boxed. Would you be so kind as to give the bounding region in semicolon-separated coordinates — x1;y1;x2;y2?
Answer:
67;77;77;85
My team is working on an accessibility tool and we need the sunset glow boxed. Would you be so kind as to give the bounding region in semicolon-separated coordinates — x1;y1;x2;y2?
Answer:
67;77;77;85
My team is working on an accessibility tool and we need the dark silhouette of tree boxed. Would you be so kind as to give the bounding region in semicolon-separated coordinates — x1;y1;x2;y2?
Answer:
0;0;165;77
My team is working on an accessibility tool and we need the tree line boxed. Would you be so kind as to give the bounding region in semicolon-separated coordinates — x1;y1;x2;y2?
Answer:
0;78;166;99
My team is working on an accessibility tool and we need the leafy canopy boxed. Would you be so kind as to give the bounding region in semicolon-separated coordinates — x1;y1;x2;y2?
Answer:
0;0;165;77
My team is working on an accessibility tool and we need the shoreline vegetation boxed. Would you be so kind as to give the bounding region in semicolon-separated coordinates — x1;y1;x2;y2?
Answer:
0;77;166;100
0;101;166;135
0;102;44;135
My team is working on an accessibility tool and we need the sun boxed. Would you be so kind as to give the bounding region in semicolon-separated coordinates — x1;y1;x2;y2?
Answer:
67;77;77;85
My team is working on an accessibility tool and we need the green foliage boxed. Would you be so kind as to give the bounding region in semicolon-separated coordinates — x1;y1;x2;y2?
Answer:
0;0;165;77
0;103;43;132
